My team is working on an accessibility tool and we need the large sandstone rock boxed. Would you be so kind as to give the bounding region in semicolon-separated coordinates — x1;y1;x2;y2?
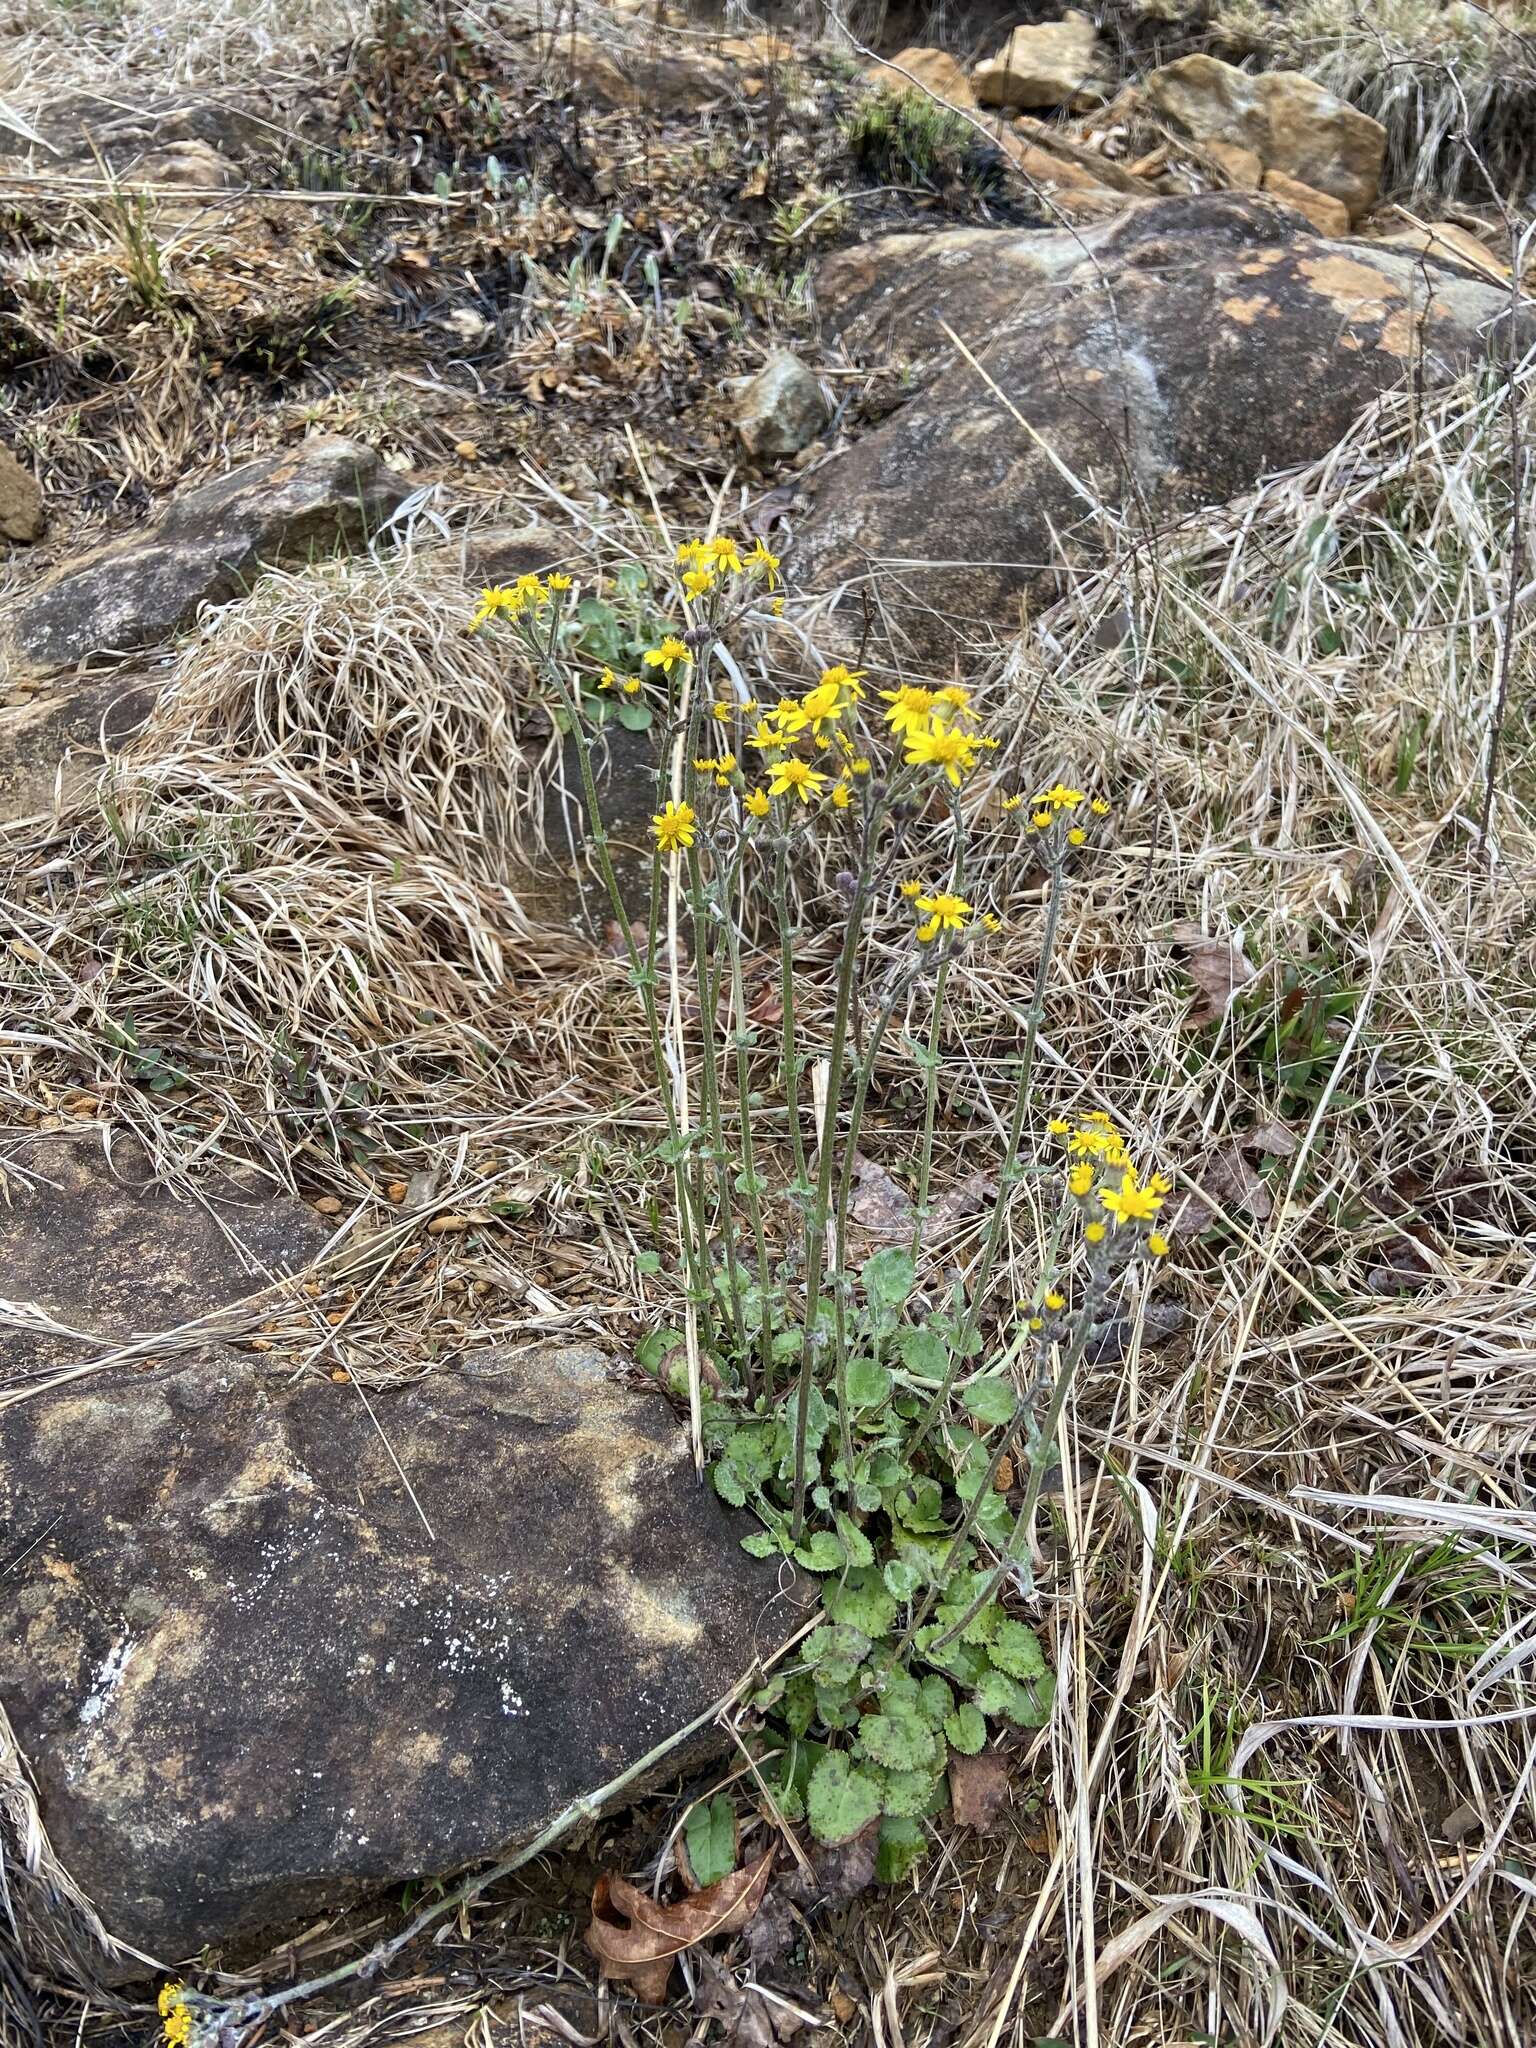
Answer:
0;443;43;543
800;195;1526;656
1144;56;1386;221
1;1146;798;1965
973;12;1108;111
7;438;407;670
553;34;732;113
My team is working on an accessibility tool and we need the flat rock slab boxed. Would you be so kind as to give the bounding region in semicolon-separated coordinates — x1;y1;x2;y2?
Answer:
1;1339;795;1967
7;437;407;671
0;674;158;828
0;1133;330;1387
800;193;1530;656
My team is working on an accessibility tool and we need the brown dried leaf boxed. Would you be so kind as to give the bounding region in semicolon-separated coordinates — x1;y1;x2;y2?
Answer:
1172;1143;1272;1233
1244;1119;1298;1158
1169;919;1257;1026
949;1749;1012;1833
850;1154;913;1239
586;1854;774;2004
925;1171;995;1238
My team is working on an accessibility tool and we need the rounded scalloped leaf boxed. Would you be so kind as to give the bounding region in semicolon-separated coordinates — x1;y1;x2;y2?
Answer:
794;1529;846;1573
823;1568;898;1638
875;1815;927;1883
807;1750;883;1845
804;1622;871;1687
944;1702;987;1755
877;1766;943;1818
918;1673;955;1725
960;1376;1017;1427
988;1618;1049;1682
973;1666;1054;1728
856;1710;939;1773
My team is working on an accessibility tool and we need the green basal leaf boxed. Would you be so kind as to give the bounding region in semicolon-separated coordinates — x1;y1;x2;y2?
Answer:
875;1815;926;1883
635;1325;684;1373
846;1356;893;1407
856;1710;939;1773
973;1666;1054;1727
616;699;653;731
861;1246;916;1311
918;1673;954;1725
961;1376;1017;1427
876;1766;941;1819
803;1622;871;1687
782;1672;817;1737
685;1794;737;1888
944;1702;987;1754
988;1619;1049;1681
807;1751;882;1845
713;1462;747;1508
913;1625;989;1688
815;1682;861;1730
823;1568;898;1638
883;1558;923;1602
795;1530;845;1573
835;1513;875;1568
740;1529;781;1558
895;1328;948;1382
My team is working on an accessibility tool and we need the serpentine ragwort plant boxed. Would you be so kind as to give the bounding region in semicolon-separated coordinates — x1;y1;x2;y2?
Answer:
468;545;1171;1873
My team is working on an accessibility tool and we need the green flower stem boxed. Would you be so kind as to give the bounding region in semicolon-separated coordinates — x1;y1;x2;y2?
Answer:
686;842;749;1361
907;865;1067;1460
771;842;809;1196
908;792;967;1266
718;846;775;1400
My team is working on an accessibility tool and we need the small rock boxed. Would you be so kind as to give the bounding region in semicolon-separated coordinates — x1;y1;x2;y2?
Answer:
0;443;43;543
731;349;829;460
1205;138;1264;190
1144;55;1386;221
859;46;976;110
1261;168;1351;238
554;33;731;114
1376;221;1511;284
972;11;1107;112
8;437;408;670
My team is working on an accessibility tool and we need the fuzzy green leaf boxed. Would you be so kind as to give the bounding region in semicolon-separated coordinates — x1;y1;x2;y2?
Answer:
877;1767;942;1819
795;1530;846;1573
856;1710;939;1773
740;1529;779;1559
913;1625;990;1688
685;1795;737;1888
944;1702;987;1754
883;1558;923;1602
782;1673;817;1737
973;1666;1054;1727
989;1620;1049;1682
895;1328;949;1382
875;1815;926;1883
861;1247;916;1311
835;1514;875;1568
846;1357;893;1408
803;1623;871;1687
712;1462;748;1509
823;1568;898;1638
918;1674;954;1725
961;1376;1017;1427
807;1751;882;1846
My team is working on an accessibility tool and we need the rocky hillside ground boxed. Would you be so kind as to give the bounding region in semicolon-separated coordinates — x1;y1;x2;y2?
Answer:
2;2;1535;2046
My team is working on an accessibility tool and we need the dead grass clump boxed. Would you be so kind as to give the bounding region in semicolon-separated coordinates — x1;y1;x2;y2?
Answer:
132;551;543;888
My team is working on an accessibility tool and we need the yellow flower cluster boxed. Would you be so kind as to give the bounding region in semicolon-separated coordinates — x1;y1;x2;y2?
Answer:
159;1984;192;2048
878;684;996;788
468;571;571;631
675;534;781;597
1051;1112;1170;1252
911;890;972;943
1025;785;1112;843
596;668;643;695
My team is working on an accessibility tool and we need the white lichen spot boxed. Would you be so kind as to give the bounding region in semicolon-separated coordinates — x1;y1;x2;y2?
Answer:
80;1636;134;1726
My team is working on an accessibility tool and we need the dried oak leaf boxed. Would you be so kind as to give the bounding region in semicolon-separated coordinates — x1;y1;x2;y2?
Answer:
586;1852;774;2005
1172;1143;1272;1234
1169;919;1258;1027
849;1154;913;1239
949;1749;1012;1833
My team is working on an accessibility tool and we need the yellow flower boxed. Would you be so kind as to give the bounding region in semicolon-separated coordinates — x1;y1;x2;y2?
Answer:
1067;1163;1094;1199
981;912;1001;933
546;572;573;591
1082;1112;1117;1128
849;756;871;777
820;663;865;699
716;751;736;774
879;684;936;737
905;724;980;788
1084;1221;1107;1244
744;787;771;818
1042;783;1084;808
1001;794;1023;812
831;782;853;809
1048;1118;1070;1136
914;891;972;942
748;538;781;586
791;681;845;734
644;636;693;675
712;700;735;722
768;757;827;802
1091;797;1111;816
682;567;715;597
1029;1315;1043;1332
159;1986;192;2048
770;597;785;615
1043;1290;1065;1312
651;800;697;855
1148;1233;1170;1257
693;756;717;773
1031;809;1054;829
932;684;977;728
899;879;923;899
622;676;643;695
740;700;758;716
1067;827;1087;846
1099;1169;1164;1224
676;539;710;566
468;585;520;630
707;536;745;573
596;667;617;690
513;573;545;604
